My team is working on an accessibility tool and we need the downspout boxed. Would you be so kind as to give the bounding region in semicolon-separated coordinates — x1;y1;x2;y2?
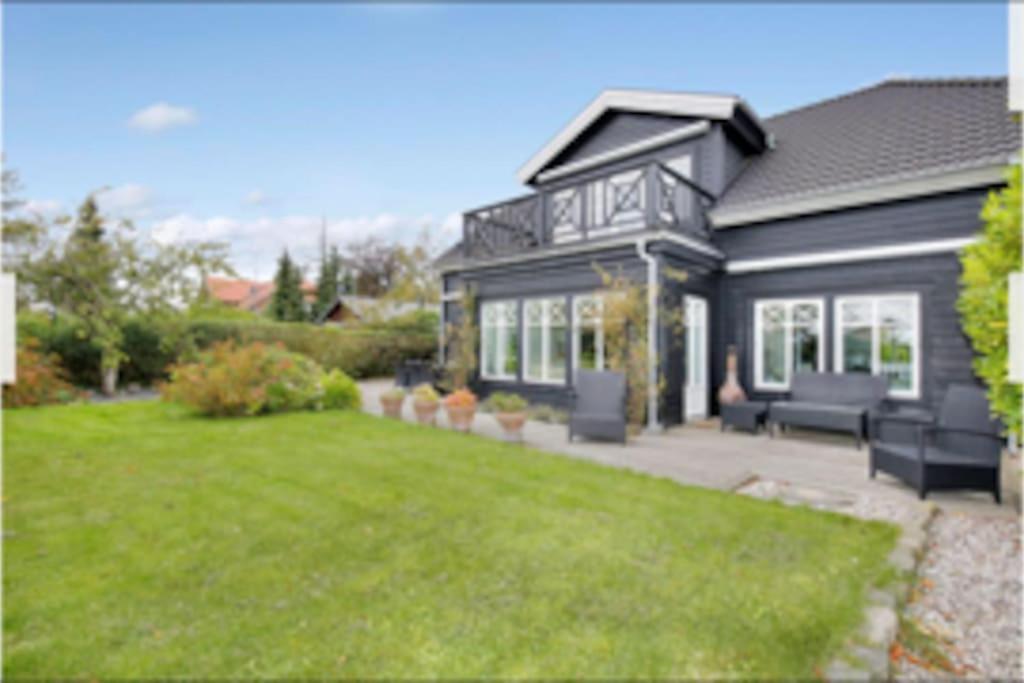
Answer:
636;238;660;433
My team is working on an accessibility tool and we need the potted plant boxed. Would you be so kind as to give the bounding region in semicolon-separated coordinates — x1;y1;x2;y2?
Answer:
379;387;406;419
443;388;477;432
412;383;441;426
488;391;529;442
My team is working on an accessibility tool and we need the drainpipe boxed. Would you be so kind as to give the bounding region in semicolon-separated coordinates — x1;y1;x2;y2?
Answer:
636;238;661;433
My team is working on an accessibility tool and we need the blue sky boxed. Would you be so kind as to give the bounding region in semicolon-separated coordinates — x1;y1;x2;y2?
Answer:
3;2;1009;277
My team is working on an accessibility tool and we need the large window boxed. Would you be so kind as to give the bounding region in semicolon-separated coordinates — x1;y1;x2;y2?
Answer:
835;294;920;398
753;298;824;390
572;295;604;373
480;301;519;380
524;297;568;384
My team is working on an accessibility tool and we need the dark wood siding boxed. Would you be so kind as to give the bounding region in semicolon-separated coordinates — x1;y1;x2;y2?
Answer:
549;112;697;169
717;252;977;414
714;189;990;260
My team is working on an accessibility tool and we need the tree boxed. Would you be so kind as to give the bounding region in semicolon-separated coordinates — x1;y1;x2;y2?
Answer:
313;245;343;320
957;165;1023;440
22;194;232;394
2;168;45;285
388;228;440;305
345;236;400;297
269;248;306;322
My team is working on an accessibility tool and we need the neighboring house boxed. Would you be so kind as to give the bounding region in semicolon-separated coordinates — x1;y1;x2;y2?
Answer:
204;276;316;314
319;295;435;324
437;77;1021;428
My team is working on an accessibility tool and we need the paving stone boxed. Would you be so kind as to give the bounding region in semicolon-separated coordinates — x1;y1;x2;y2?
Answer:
861;606;898;646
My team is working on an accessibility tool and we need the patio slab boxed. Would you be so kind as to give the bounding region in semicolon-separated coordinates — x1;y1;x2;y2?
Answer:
359;380;1020;519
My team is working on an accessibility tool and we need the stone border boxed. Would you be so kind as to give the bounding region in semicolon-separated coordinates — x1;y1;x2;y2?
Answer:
824;501;938;681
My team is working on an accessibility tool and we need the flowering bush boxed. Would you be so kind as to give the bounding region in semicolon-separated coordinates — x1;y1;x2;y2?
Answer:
321;369;361;411
444;388;477;409
412;383;440;403
2;339;80;408
161;341;323;417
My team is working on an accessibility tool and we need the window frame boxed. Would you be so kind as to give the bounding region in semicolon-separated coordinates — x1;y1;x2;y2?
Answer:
571;294;605;376
833;293;921;400
479;300;519;382
522;296;569;385
752;297;825;391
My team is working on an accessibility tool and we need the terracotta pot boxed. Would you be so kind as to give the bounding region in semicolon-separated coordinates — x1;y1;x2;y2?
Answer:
495;411;527;441
445;404;476;432
380;394;405;419
413;399;440;426
718;344;748;405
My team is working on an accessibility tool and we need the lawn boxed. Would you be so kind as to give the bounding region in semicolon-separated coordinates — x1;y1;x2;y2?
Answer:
3;401;898;678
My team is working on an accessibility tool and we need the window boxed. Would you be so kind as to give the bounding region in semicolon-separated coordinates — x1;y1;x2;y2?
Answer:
480;301;518;380
753;299;824;390
835;294;920;398
572;295;604;373
524;297;567;383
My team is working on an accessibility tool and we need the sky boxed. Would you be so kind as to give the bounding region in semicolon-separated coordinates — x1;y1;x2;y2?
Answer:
2;2;1010;278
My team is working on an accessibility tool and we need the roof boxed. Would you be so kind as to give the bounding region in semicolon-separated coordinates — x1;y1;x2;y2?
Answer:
714;77;1020;221
204;276;315;312
517;88;764;184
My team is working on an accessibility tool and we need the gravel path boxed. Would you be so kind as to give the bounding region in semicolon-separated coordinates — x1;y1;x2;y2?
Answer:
895;512;1022;680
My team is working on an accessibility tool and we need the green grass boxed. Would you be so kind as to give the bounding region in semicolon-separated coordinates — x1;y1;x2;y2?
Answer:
3;401;898;678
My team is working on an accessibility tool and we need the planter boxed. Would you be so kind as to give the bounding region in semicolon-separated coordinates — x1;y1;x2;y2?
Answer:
495;411;527;442
379;394;405;419
445;404;476;432
413;399;440;426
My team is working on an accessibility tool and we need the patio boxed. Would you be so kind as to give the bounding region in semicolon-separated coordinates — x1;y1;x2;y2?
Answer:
359;380;1021;519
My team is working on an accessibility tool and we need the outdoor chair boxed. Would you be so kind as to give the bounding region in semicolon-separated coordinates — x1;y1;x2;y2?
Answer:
870;385;1003;503
768;372;888;448
568;370;628;444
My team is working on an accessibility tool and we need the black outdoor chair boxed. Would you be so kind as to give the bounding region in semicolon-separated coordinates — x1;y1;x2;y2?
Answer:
568;370;628;444
870;385;1004;503
394;360;436;389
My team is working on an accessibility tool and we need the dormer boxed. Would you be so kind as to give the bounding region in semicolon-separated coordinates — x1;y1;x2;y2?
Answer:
518;89;768;196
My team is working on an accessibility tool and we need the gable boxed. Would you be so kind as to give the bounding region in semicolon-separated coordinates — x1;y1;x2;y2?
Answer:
548;112;698;170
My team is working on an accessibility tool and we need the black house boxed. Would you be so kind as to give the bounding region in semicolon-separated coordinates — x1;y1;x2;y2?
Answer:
438;78;1021;429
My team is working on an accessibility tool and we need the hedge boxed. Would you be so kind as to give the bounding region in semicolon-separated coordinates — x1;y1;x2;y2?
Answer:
17;312;438;388
186;319;436;379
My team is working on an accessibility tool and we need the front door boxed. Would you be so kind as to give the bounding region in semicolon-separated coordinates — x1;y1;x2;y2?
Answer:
684;295;709;421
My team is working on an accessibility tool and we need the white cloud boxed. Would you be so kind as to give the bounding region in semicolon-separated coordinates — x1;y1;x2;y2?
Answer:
22;198;64;219
95;183;154;219
243;190;268;206
128;102;198;133
149;210;460;279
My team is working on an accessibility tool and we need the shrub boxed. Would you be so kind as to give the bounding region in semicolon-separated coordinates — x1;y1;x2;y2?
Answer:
412;383;440;403
444;388;477;409
381;387;406;401
958;165;1023;440
529;404;568;424
3;339;80;408
161;341;323;417
186;319;436;379
322;369;361;411
487;391;528;413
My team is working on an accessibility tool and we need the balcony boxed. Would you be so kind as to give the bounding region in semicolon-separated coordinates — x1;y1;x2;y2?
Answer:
463;160;713;260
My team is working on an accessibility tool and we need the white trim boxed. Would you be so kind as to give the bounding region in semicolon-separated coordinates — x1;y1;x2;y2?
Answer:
535;121;710;184
636;239;661;432
479;300;519;381
571;294;605;375
522;297;568;385
753;298;825;392
440;290;462;303
518;89;747;184
440;229;723;274
833;293;921;400
727;237;978;274
711;162;1008;228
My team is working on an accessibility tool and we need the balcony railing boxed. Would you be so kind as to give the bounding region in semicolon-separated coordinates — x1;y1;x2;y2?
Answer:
463;160;713;260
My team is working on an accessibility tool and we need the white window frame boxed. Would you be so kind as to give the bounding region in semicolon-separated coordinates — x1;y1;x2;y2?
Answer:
523;297;568;385
571;294;605;375
753;298;825;391
834;293;921;400
479;300;518;381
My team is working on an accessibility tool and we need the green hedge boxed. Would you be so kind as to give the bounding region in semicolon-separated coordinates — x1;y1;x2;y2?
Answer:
17;312;437;388
186;319;436;379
